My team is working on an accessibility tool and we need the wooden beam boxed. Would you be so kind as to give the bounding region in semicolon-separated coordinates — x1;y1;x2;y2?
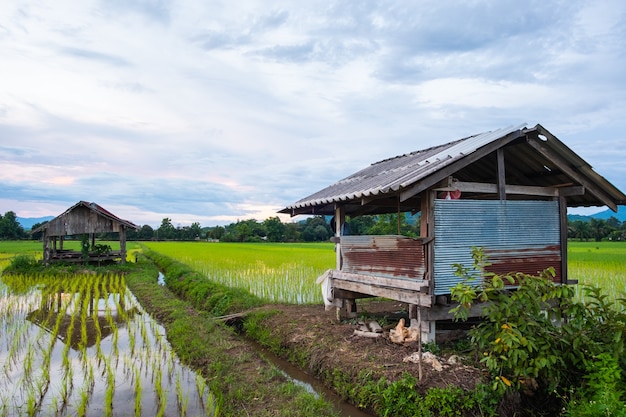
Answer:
332;277;432;307
423;302;486;321
526;137;618;211
436;181;584;198
330;270;429;292
559;186;585;197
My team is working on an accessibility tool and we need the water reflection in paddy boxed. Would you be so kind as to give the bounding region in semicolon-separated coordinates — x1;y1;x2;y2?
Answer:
0;273;215;417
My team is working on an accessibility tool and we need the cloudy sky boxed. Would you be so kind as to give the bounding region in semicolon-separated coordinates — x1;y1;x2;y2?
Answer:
1;1;625;227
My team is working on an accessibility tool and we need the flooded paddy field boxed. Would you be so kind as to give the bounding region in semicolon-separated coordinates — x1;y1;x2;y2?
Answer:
0;272;216;417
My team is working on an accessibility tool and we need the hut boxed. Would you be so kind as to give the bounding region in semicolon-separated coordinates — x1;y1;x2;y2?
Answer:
280;123;626;341
32;201;139;264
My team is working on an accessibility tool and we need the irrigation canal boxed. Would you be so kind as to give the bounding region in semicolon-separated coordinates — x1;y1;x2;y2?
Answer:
157;272;373;417
0;270;371;417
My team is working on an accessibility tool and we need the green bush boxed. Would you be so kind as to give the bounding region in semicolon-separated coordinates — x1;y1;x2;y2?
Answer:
565;353;626;417
7;254;39;271
450;247;626;413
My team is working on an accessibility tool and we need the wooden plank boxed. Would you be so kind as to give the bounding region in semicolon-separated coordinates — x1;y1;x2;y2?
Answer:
559;186;585;197
436;181;561;197
330;270;429;292
332;279;432;307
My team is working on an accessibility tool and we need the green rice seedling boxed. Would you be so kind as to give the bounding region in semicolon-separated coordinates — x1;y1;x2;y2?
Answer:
23;340;35;381
0;394;7;417
58;379;70;415
568;241;626;304
154;365;167;417
27;389;37;416
133;365;142;417
143;241;335;304
104;363;115;417
34;373;50;414
1;266;214;417
76;386;90;417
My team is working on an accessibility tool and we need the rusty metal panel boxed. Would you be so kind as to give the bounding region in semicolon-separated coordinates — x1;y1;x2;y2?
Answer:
341;235;426;280
433;199;561;295
485;246;561;280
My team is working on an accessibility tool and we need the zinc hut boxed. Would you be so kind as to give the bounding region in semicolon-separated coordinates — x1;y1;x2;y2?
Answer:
280;124;626;342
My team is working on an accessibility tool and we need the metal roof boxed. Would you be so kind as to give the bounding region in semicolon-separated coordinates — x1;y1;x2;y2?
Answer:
280;123;626;216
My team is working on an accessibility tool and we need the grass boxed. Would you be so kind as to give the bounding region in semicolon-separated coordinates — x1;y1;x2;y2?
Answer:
124;253;338;416
143;241;335;304
568;241;626;303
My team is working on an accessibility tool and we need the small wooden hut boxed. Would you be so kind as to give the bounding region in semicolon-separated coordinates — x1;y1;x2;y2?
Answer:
280;124;626;341
32;201;139;264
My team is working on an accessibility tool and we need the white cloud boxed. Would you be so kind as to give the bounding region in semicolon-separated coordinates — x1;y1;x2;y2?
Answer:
1;0;625;226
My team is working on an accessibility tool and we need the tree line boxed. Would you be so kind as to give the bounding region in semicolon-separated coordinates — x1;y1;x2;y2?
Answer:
2;210;626;242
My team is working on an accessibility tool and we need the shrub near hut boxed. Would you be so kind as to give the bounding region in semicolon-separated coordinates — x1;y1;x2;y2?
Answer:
451;247;626;414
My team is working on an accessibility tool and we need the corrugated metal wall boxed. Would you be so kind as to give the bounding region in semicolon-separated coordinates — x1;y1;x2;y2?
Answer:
341;235;426;280
433;199;561;295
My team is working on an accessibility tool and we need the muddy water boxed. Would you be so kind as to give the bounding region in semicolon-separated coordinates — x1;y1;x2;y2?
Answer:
0;274;215;417
246;339;374;417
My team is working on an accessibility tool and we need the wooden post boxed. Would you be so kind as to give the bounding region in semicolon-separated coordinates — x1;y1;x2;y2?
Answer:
334;205;344;270
417;305;422;381
419;308;436;342
415;190;436;342
334;205;356;320
120;227;127;264
497;148;507;201
559;196;568;284
43;231;50;264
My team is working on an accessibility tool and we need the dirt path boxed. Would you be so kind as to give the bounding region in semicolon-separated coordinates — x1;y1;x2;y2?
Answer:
248;299;484;398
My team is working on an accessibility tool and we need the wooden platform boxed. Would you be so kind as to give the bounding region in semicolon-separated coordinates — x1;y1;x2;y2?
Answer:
46;250;124;263
328;270;432;307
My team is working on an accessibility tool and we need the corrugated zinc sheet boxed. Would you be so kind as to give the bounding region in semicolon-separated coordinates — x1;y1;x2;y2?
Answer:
282;124;525;212
433;199;561;295
341;235;426;280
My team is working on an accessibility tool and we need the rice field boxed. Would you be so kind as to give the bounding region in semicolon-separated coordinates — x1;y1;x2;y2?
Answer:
568;241;626;303
0;271;216;417
144;240;626;305
143;242;335;304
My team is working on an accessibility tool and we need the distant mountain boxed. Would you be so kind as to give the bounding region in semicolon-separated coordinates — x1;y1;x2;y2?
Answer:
588;206;626;222
567;206;626;223
17;216;54;230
